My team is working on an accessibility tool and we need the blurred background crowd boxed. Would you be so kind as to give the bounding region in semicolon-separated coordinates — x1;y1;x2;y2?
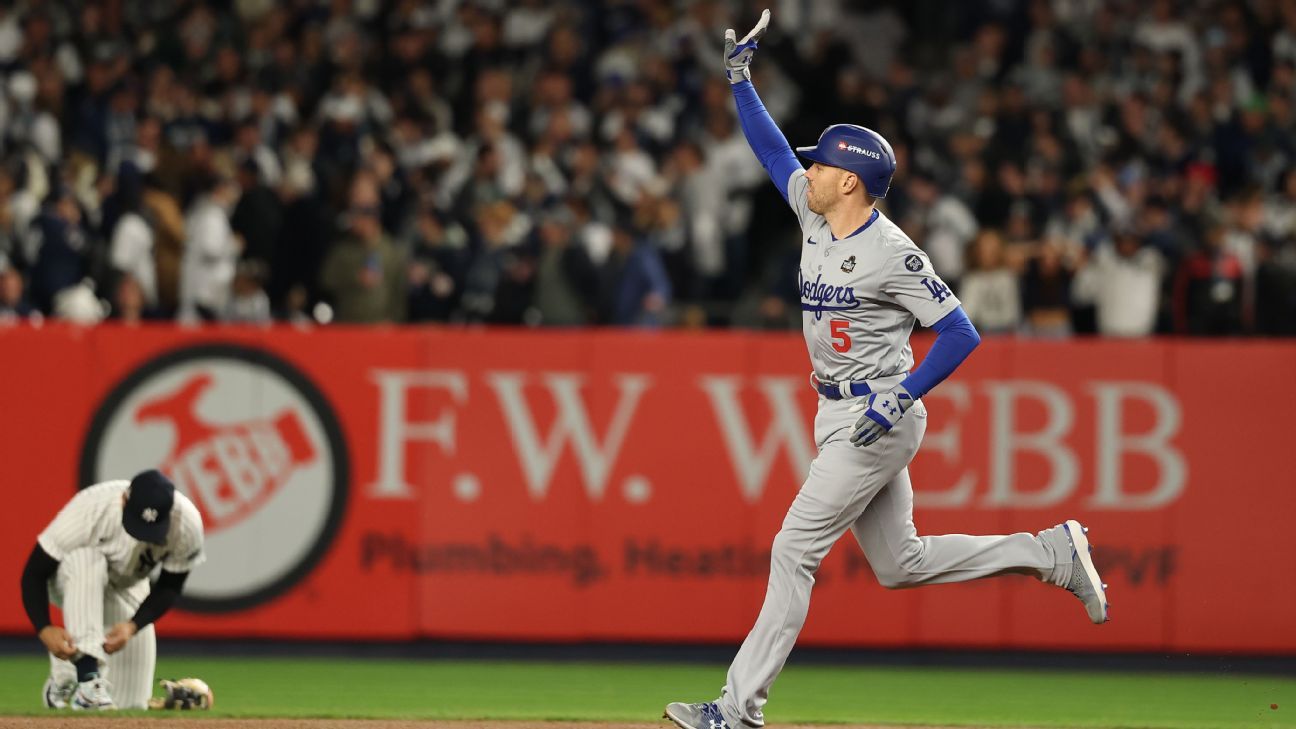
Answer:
0;0;1294;335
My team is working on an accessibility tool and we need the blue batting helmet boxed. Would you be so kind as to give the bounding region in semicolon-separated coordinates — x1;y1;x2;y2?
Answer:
796;124;897;199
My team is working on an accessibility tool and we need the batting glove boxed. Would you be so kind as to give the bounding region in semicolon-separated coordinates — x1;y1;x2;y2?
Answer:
724;8;770;84
848;386;914;447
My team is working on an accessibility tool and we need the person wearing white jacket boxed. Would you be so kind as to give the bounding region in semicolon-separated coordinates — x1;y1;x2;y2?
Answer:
1072;229;1165;337
178;174;241;320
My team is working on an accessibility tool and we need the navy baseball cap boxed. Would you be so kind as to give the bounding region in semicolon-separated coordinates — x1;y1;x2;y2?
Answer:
796;124;897;198
123;470;175;545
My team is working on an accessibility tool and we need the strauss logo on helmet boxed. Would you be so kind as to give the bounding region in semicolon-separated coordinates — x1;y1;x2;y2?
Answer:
836;140;881;159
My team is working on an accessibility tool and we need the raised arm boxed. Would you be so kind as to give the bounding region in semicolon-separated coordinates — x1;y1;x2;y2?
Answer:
724;10;801;202
732;83;801;202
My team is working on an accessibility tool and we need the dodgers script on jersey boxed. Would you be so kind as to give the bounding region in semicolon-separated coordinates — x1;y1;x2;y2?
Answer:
789;170;960;384
38;481;206;588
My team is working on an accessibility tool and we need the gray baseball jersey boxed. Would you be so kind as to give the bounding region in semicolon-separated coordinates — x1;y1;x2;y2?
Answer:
38;481;204;709
717;169;1062;729
788;170;960;384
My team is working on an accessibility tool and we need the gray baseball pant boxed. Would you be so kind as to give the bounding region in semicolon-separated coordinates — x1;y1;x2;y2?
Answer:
720;383;1061;728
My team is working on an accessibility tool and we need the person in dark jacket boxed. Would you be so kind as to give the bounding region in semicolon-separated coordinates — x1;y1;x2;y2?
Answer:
598;225;671;327
1173;225;1245;335
318;174;407;323
530;209;597;326
29;186;92;314
231;158;283;269
406;207;470;322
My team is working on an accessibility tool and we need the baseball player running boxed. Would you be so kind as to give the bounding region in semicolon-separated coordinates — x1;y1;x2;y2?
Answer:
665;11;1108;729
20;470;205;710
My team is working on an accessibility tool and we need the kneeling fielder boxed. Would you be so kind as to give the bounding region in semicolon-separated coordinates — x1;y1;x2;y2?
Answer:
20;470;204;710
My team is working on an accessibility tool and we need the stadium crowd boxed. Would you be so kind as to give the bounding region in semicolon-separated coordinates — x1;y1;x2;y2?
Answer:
0;0;1294;336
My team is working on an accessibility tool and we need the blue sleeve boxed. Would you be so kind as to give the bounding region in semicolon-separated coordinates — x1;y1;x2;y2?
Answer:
731;80;802;202
899;306;981;400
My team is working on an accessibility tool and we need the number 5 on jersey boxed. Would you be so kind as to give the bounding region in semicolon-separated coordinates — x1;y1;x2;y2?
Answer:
830;319;851;352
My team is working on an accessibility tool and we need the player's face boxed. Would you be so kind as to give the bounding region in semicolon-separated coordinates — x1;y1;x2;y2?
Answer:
805;163;842;214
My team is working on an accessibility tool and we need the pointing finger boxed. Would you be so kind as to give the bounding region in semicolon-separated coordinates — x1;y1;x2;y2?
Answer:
740;9;771;45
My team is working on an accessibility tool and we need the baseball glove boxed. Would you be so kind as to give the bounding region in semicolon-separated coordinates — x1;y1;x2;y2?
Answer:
147;677;214;710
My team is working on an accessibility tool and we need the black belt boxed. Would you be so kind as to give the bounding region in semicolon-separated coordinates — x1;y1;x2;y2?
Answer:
813;378;874;400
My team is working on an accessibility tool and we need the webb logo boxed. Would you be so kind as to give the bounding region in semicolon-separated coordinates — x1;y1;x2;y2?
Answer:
133;372;317;531
837;140;881;159
80;344;348;613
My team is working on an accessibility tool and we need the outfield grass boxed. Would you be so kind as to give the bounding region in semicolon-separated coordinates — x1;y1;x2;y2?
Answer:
0;656;1291;728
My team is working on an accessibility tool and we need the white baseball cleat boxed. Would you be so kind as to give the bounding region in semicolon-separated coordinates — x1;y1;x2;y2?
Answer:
42;677;75;709
664;700;733;729
71;677;115;711
1061;519;1109;624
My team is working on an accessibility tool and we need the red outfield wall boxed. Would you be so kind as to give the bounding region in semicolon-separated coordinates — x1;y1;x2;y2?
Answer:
1;324;1293;653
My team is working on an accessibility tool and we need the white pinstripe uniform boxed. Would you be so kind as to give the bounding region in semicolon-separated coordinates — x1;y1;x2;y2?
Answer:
37;481;205;709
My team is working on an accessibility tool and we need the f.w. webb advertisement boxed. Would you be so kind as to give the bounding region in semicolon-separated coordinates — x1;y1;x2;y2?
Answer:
1;325;1292;653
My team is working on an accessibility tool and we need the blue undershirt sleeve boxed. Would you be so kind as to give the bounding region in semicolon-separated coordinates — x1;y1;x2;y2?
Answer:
899;306;981;400
731;80;802;202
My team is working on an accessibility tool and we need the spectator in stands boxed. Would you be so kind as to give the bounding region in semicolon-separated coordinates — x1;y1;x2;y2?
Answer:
406;206;469;323
459;200;533;324
0;0;1288;338
751;239;803;332
600;225;671;328
1021;240;1075;338
141;178;186;316
233;116;283;189
1173;225;1246;335
110;274;147;324
269;157;330;316
1254;237;1296;336
1264;168;1296;240
959;230;1022;335
0;261;33;321
107;165;156;310
179;172;241;321
29;184;91;314
904;169;979;286
225;259;272;323
530;208;597;327
1074;227;1165;337
0;166;27;263
319;173;406;324
230;158;282;272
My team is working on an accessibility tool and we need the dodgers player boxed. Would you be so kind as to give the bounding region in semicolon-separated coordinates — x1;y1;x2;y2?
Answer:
20;470;205;710
665;11;1108;729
